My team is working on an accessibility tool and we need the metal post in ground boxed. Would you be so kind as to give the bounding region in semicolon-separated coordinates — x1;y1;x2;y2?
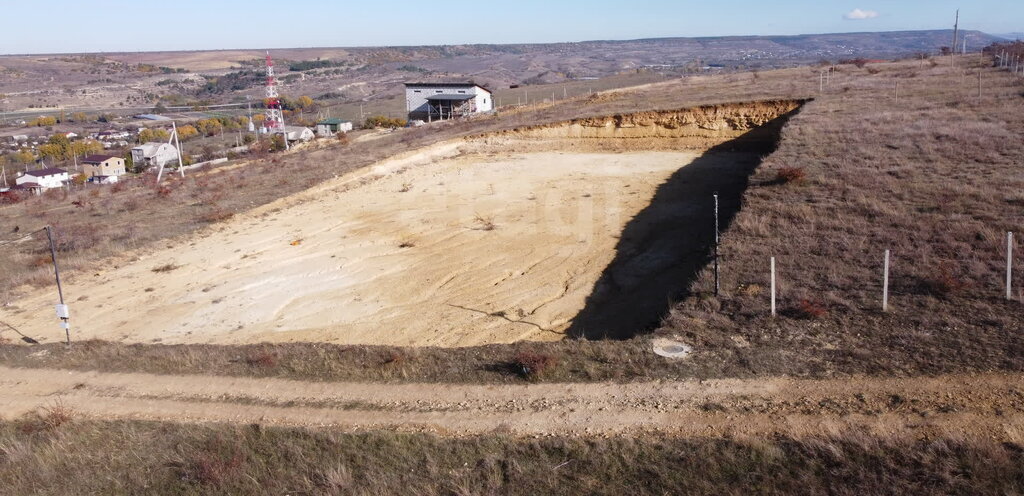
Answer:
713;192;720;296
1008;232;1015;301
883;250;890;312
770;257;777;317
45;226;70;345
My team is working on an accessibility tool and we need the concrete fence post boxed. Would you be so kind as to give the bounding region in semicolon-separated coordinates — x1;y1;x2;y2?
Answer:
883;250;890;312
1008;232;1015;301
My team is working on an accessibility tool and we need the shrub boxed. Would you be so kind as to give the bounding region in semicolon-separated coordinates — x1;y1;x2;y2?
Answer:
48;224;102;253
0;190;24;204
473;214;496;231
179;437;247;487
381;350;405;365
789;299;828;319
923;264;969;298
198;208;234;223
245;351;278;368
19;403;73;434
152;263;180;273
511;351;558;379
362;115;407;129
336;131;349;146
776;167;806;184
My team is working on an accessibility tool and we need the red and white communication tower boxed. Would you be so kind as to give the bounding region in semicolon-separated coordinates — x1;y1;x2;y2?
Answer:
263;52;284;133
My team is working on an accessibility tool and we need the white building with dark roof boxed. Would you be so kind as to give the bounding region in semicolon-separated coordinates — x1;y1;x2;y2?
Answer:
15;167;68;193
405;82;493;122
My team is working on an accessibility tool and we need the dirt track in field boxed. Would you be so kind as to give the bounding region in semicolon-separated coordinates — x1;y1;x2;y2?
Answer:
4;365;1024;440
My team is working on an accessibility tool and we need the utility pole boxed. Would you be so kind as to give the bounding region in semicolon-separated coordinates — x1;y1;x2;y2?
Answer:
951;9;960;59
713;192;720;296
45;226;70;345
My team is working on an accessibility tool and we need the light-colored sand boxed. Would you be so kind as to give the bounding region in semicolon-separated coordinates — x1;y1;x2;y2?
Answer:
3;148;701;347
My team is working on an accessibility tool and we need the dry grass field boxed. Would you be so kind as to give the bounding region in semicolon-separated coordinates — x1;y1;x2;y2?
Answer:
2;54;1024;493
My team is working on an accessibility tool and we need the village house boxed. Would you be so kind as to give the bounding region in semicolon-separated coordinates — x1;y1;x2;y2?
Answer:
14;167;68;194
315;118;353;137
82;154;126;183
131;142;179;168
405;82;493;122
96;129;131;140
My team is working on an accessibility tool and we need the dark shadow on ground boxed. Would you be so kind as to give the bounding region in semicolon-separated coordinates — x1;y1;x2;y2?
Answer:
566;108;802;340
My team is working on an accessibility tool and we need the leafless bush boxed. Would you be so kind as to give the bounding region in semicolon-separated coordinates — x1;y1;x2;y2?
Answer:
511;351;558;379
152;263;180;273
245;351;278;368
178;437;247;487
787;298;829;319
19;402;74;434
775;167;806;184
473;214;496;231
921;264;970;298
198;208;234;224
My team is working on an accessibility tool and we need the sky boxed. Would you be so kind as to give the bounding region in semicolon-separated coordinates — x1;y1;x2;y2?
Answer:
1;0;1021;55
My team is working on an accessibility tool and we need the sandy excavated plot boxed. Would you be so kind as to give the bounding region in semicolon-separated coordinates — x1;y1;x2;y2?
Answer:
4;147;701;347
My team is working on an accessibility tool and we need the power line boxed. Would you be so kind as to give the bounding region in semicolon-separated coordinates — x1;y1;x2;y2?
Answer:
0;227;45;248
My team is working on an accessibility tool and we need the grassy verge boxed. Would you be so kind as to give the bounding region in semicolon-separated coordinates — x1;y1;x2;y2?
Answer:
2;416;1021;495
3;308;1023;384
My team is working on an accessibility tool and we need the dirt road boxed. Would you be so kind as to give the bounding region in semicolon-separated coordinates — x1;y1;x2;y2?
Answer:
3;366;1023;440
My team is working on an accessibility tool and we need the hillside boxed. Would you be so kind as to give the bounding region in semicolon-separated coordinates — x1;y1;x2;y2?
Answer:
2;52;1024;493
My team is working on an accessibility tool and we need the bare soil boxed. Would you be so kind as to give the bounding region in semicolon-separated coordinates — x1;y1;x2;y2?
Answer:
2;102;797;347
5;365;1024;440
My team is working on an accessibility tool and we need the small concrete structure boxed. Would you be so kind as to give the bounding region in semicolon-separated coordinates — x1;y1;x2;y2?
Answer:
315;118;353;137
405;82;493;121
283;126;315;142
131;142;179;168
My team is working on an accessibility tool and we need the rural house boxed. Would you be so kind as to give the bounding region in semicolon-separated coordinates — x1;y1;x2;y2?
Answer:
131;142;179;168
405;82;493;122
82;154;126;181
14;167;68;193
315;118;353;137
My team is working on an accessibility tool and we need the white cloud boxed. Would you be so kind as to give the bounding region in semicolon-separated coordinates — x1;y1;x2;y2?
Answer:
844;8;879;20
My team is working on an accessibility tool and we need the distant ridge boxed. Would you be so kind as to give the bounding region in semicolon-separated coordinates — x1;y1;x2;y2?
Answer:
0;29;1006;59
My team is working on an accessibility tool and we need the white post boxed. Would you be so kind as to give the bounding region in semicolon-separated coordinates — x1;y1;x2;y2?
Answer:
883;250;890;312
770;257;777;317
172;121;184;177
1008;232;1015;301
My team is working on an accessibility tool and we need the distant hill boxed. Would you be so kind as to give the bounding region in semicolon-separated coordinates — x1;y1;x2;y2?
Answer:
575;30;1004;65
0;29;1007;113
